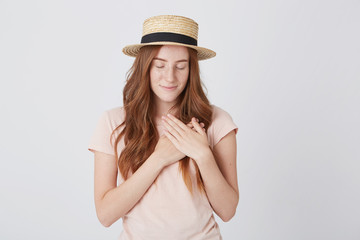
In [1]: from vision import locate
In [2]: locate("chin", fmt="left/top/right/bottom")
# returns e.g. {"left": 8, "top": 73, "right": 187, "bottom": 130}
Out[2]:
{"left": 153, "top": 90, "right": 183, "bottom": 105}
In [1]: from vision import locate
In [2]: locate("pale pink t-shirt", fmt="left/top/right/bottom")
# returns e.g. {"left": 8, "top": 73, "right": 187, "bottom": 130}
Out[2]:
{"left": 88, "top": 105, "right": 237, "bottom": 240}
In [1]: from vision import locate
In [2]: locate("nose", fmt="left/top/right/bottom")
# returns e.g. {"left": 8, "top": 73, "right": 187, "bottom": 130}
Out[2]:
{"left": 164, "top": 67, "right": 176, "bottom": 83}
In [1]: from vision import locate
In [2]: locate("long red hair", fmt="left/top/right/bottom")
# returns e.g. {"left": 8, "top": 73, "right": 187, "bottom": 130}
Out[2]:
{"left": 111, "top": 45, "right": 213, "bottom": 193}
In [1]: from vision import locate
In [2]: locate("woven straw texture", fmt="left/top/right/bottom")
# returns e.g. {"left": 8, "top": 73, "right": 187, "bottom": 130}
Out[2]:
{"left": 122, "top": 15, "right": 215, "bottom": 60}
{"left": 143, "top": 15, "right": 198, "bottom": 40}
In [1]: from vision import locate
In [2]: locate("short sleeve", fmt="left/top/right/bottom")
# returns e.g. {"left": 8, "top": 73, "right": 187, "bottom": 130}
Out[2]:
{"left": 208, "top": 106, "right": 238, "bottom": 148}
{"left": 88, "top": 111, "right": 116, "bottom": 156}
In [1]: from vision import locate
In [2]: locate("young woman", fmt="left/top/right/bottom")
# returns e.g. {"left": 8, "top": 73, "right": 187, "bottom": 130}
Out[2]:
{"left": 88, "top": 15, "right": 238, "bottom": 240}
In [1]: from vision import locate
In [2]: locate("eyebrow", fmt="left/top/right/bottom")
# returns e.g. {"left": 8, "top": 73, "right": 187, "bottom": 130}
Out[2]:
{"left": 153, "top": 57, "right": 189, "bottom": 63}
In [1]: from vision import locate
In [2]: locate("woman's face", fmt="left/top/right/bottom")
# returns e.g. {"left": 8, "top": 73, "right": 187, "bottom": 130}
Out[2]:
{"left": 150, "top": 45, "right": 190, "bottom": 107}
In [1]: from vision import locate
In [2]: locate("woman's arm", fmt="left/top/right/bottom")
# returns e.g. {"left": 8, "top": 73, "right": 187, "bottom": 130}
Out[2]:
{"left": 93, "top": 136, "right": 185, "bottom": 227}
{"left": 195, "top": 130, "right": 238, "bottom": 221}
{"left": 162, "top": 115, "right": 239, "bottom": 221}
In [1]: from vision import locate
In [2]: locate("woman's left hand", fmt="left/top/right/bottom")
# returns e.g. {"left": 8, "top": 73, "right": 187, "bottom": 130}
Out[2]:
{"left": 161, "top": 114, "right": 211, "bottom": 161}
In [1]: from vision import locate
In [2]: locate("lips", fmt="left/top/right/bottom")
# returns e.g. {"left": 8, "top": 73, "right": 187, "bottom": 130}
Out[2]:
{"left": 161, "top": 85, "right": 177, "bottom": 91}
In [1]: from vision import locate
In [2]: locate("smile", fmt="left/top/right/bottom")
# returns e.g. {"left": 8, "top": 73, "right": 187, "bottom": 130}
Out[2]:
{"left": 160, "top": 85, "right": 177, "bottom": 91}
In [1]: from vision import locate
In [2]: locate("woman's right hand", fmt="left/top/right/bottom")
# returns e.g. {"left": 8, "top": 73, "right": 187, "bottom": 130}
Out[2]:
{"left": 152, "top": 119, "right": 206, "bottom": 167}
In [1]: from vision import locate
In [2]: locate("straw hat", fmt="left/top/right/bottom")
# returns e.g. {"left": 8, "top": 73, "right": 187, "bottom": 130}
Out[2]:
{"left": 122, "top": 15, "right": 216, "bottom": 60}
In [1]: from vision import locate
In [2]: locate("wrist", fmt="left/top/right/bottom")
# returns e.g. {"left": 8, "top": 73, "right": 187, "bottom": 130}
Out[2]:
{"left": 193, "top": 147, "right": 213, "bottom": 165}
{"left": 147, "top": 153, "right": 167, "bottom": 172}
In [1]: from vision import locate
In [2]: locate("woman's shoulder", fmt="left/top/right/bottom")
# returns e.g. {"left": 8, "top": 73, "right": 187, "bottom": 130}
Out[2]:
{"left": 210, "top": 104, "right": 233, "bottom": 120}
{"left": 105, "top": 106, "right": 125, "bottom": 117}
{"left": 101, "top": 106, "right": 126, "bottom": 127}
{"left": 208, "top": 105, "right": 237, "bottom": 147}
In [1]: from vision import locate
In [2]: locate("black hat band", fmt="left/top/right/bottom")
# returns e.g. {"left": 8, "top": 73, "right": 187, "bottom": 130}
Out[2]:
{"left": 141, "top": 32, "right": 198, "bottom": 46}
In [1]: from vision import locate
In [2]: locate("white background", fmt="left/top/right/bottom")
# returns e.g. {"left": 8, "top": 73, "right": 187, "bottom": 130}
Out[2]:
{"left": 0, "top": 0, "right": 359, "bottom": 239}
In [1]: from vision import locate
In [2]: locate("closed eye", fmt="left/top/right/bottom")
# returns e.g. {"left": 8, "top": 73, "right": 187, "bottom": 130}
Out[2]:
{"left": 176, "top": 65, "right": 187, "bottom": 70}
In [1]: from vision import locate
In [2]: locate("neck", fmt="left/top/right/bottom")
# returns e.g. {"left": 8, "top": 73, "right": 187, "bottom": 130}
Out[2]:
{"left": 154, "top": 100, "right": 178, "bottom": 120}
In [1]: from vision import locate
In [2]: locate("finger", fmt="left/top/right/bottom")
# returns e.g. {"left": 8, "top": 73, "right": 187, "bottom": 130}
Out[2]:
{"left": 192, "top": 117, "right": 206, "bottom": 135}
{"left": 187, "top": 122, "right": 200, "bottom": 132}
{"left": 166, "top": 114, "right": 188, "bottom": 131}
{"left": 162, "top": 116, "right": 185, "bottom": 136}
{"left": 162, "top": 117, "right": 182, "bottom": 139}
{"left": 199, "top": 122, "right": 205, "bottom": 132}
{"left": 163, "top": 129, "right": 180, "bottom": 148}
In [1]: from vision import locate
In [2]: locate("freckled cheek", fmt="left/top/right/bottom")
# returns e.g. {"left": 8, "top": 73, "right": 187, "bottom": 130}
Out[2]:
{"left": 150, "top": 71, "right": 161, "bottom": 85}
{"left": 179, "top": 72, "right": 189, "bottom": 85}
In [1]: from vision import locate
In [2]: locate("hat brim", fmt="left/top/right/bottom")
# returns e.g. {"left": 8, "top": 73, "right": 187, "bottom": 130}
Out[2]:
{"left": 122, "top": 42, "right": 216, "bottom": 60}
